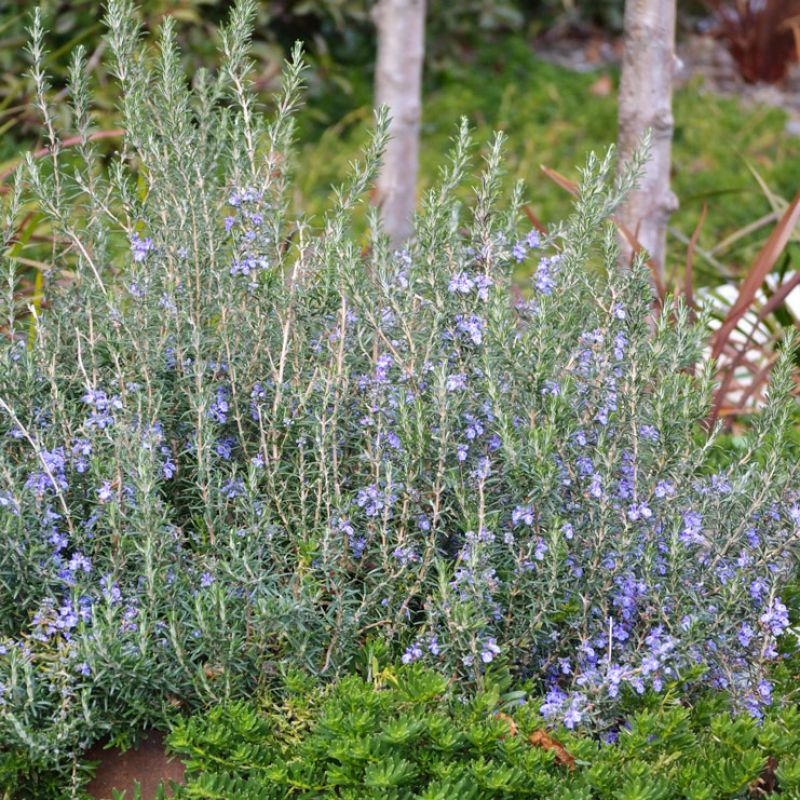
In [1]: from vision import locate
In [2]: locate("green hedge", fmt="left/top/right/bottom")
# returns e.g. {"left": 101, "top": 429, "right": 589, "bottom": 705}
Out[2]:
{"left": 166, "top": 665, "right": 800, "bottom": 799}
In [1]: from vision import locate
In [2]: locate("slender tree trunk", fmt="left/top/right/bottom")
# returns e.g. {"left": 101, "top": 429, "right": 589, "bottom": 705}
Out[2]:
{"left": 373, "top": 0, "right": 426, "bottom": 248}
{"left": 617, "top": 0, "right": 678, "bottom": 283}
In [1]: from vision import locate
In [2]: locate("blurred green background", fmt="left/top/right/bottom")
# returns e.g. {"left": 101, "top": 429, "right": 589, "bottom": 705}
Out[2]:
{"left": 1, "top": 0, "right": 799, "bottom": 286}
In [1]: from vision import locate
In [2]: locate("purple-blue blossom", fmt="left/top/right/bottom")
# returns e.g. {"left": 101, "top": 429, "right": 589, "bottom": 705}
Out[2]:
{"left": 639, "top": 424, "right": 659, "bottom": 443}
{"left": 480, "top": 638, "right": 501, "bottom": 663}
{"left": 512, "top": 505, "right": 534, "bottom": 526}
{"left": 759, "top": 598, "right": 790, "bottom": 637}
{"left": 130, "top": 232, "right": 154, "bottom": 262}
{"left": 446, "top": 373, "right": 467, "bottom": 392}
{"left": 680, "top": 511, "right": 704, "bottom": 546}
{"left": 393, "top": 545, "right": 419, "bottom": 566}
{"left": 222, "top": 476, "right": 244, "bottom": 499}
{"left": 455, "top": 314, "right": 486, "bottom": 346}
{"left": 512, "top": 243, "right": 527, "bottom": 262}
{"left": 448, "top": 272, "right": 474, "bottom": 294}
{"left": 208, "top": 387, "right": 230, "bottom": 424}
{"left": 402, "top": 641, "right": 423, "bottom": 664}
{"left": 525, "top": 229, "right": 541, "bottom": 249}
{"left": 97, "top": 481, "right": 114, "bottom": 503}
{"left": 533, "top": 256, "right": 557, "bottom": 295}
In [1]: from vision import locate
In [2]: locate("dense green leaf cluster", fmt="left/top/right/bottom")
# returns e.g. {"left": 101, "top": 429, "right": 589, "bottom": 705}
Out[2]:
{"left": 167, "top": 665, "right": 800, "bottom": 800}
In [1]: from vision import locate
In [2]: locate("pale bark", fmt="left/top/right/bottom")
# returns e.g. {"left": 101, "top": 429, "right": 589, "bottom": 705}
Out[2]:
{"left": 373, "top": 0, "right": 426, "bottom": 248}
{"left": 617, "top": 0, "right": 679, "bottom": 282}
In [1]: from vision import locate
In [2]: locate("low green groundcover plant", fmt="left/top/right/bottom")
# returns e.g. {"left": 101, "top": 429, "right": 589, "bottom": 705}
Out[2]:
{"left": 1, "top": 0, "right": 799, "bottom": 796}
{"left": 166, "top": 664, "right": 800, "bottom": 799}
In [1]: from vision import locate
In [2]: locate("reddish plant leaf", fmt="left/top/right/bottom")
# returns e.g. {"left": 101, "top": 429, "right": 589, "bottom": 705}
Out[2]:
{"left": 710, "top": 191, "right": 800, "bottom": 362}
{"left": 685, "top": 203, "right": 708, "bottom": 315}
{"left": 703, "top": 0, "right": 800, "bottom": 83}
{"left": 0, "top": 129, "right": 125, "bottom": 185}
{"left": 523, "top": 204, "right": 548, "bottom": 235}
{"left": 708, "top": 270, "right": 800, "bottom": 422}
{"left": 540, "top": 165, "right": 578, "bottom": 197}
{"left": 616, "top": 220, "right": 666, "bottom": 303}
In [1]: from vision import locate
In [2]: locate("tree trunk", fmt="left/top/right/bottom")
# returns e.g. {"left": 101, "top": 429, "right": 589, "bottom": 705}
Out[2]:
{"left": 373, "top": 0, "right": 426, "bottom": 248}
{"left": 617, "top": 0, "right": 678, "bottom": 283}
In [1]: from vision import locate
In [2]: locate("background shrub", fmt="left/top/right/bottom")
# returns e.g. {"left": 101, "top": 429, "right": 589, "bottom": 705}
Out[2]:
{"left": 4, "top": 1, "right": 800, "bottom": 274}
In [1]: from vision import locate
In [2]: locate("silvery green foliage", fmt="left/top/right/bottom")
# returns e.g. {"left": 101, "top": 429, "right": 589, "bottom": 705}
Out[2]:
{"left": 0, "top": 0, "right": 798, "bottom": 776}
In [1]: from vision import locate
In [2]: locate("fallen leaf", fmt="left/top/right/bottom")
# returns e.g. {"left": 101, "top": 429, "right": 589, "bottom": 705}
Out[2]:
{"left": 203, "top": 665, "right": 225, "bottom": 679}
{"left": 590, "top": 74, "right": 613, "bottom": 96}
{"left": 749, "top": 754, "right": 778, "bottom": 796}
{"left": 496, "top": 712, "right": 518, "bottom": 737}
{"left": 529, "top": 729, "right": 576, "bottom": 772}
{"left": 496, "top": 713, "right": 575, "bottom": 772}
{"left": 585, "top": 39, "right": 604, "bottom": 64}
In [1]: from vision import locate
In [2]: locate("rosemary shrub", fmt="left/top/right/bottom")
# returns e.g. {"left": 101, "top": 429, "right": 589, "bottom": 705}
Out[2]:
{"left": 0, "top": 0, "right": 798, "bottom": 783}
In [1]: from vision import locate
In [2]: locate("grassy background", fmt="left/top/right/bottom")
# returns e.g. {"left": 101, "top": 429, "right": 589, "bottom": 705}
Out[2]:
{"left": 2, "top": 7, "right": 799, "bottom": 287}
{"left": 291, "top": 37, "right": 800, "bottom": 285}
